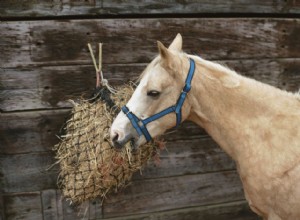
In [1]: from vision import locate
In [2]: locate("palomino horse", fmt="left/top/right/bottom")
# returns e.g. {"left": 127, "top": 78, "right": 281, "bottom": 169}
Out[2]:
{"left": 110, "top": 34, "right": 300, "bottom": 220}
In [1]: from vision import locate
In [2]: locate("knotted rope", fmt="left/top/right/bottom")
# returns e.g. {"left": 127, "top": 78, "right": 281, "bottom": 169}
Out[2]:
{"left": 87, "top": 43, "right": 117, "bottom": 93}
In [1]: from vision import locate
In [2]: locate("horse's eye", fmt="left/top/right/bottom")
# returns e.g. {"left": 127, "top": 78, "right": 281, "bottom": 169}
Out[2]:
{"left": 147, "top": 90, "right": 160, "bottom": 97}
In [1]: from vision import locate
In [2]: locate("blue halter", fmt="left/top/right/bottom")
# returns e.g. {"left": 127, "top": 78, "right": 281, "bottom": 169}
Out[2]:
{"left": 121, "top": 58, "right": 196, "bottom": 142}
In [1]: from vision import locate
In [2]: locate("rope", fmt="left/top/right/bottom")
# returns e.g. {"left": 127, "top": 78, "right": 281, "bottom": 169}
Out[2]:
{"left": 87, "top": 43, "right": 117, "bottom": 94}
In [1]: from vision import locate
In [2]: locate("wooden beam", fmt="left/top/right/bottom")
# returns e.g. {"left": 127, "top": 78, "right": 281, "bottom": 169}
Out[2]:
{"left": 0, "top": 152, "right": 58, "bottom": 193}
{"left": 0, "top": 110, "right": 70, "bottom": 154}
{"left": 134, "top": 138, "right": 235, "bottom": 179}
{"left": 0, "top": 193, "right": 5, "bottom": 220}
{"left": 2, "top": 190, "right": 103, "bottom": 220}
{"left": 88, "top": 198, "right": 103, "bottom": 220}
{"left": 0, "top": 0, "right": 299, "bottom": 18}
{"left": 0, "top": 136, "right": 236, "bottom": 193}
{"left": 0, "top": 19, "right": 299, "bottom": 69}
{"left": 41, "top": 189, "right": 60, "bottom": 220}
{"left": 102, "top": 200, "right": 260, "bottom": 220}
{"left": 1, "top": 170, "right": 247, "bottom": 218}
{"left": 3, "top": 192, "right": 43, "bottom": 220}
{"left": 103, "top": 171, "right": 245, "bottom": 217}
{"left": 1, "top": 58, "right": 300, "bottom": 112}
{"left": 1, "top": 191, "right": 260, "bottom": 220}
{"left": 0, "top": 109, "right": 207, "bottom": 155}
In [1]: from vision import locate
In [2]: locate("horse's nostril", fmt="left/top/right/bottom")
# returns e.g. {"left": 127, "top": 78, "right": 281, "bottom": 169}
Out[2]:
{"left": 112, "top": 133, "right": 119, "bottom": 143}
{"left": 111, "top": 132, "right": 124, "bottom": 149}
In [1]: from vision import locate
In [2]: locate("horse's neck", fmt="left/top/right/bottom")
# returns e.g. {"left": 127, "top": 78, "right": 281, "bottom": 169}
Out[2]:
{"left": 188, "top": 58, "right": 300, "bottom": 165}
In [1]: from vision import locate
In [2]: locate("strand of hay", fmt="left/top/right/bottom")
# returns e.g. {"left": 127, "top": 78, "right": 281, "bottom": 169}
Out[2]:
{"left": 54, "top": 84, "right": 164, "bottom": 204}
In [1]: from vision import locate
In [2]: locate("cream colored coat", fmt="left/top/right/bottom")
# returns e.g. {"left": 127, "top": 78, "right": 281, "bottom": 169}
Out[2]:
{"left": 188, "top": 55, "right": 300, "bottom": 220}
{"left": 111, "top": 34, "right": 300, "bottom": 220}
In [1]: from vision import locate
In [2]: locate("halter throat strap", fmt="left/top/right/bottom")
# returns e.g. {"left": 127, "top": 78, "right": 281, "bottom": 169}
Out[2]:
{"left": 122, "top": 58, "right": 196, "bottom": 142}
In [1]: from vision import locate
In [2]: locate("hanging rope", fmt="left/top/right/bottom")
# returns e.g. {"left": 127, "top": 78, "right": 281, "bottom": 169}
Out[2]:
{"left": 87, "top": 43, "right": 117, "bottom": 94}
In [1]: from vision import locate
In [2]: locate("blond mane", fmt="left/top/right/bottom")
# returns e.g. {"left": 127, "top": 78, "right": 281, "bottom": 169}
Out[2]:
{"left": 188, "top": 54, "right": 300, "bottom": 101}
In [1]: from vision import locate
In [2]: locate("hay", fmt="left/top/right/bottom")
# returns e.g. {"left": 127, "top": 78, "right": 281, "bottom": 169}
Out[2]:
{"left": 54, "top": 84, "right": 163, "bottom": 204}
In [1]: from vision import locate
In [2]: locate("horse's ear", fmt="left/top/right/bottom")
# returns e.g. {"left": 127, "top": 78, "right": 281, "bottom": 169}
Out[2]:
{"left": 168, "top": 33, "right": 182, "bottom": 51}
{"left": 157, "top": 41, "right": 179, "bottom": 72}
{"left": 157, "top": 41, "right": 170, "bottom": 60}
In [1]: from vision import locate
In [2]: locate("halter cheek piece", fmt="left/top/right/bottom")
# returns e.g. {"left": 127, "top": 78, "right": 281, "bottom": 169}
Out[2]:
{"left": 121, "top": 58, "right": 196, "bottom": 142}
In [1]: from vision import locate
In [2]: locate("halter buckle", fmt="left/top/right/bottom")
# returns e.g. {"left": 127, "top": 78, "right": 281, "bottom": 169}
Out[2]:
{"left": 138, "top": 120, "right": 144, "bottom": 127}
{"left": 125, "top": 110, "right": 132, "bottom": 115}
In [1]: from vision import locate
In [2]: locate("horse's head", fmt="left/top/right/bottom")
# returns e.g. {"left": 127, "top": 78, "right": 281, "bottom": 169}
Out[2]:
{"left": 110, "top": 34, "right": 194, "bottom": 149}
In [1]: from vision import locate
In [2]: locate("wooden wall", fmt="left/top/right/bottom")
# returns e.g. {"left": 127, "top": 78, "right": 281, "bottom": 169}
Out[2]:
{"left": 1, "top": 1, "right": 299, "bottom": 219}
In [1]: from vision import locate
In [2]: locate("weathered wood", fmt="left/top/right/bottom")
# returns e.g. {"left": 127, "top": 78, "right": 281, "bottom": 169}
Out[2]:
{"left": 0, "top": 109, "right": 206, "bottom": 154}
{"left": 0, "top": 137, "right": 236, "bottom": 193}
{"left": 103, "top": 171, "right": 245, "bottom": 218}
{"left": 41, "top": 189, "right": 66, "bottom": 220}
{"left": 0, "top": 64, "right": 129, "bottom": 111}
{"left": 0, "top": 110, "right": 70, "bottom": 154}
{"left": 1, "top": 191, "right": 260, "bottom": 220}
{"left": 225, "top": 58, "right": 300, "bottom": 92}
{"left": 43, "top": 190, "right": 103, "bottom": 219}
{"left": 0, "top": 19, "right": 299, "bottom": 69}
{"left": 62, "top": 197, "right": 84, "bottom": 220}
{"left": 0, "top": 0, "right": 299, "bottom": 18}
{"left": 101, "top": 0, "right": 300, "bottom": 15}
{"left": 2, "top": 190, "right": 103, "bottom": 220}
{"left": 0, "top": 194, "right": 4, "bottom": 220}
{"left": 55, "top": 191, "right": 64, "bottom": 220}
{"left": 134, "top": 138, "right": 235, "bottom": 179}
{"left": 103, "top": 200, "right": 260, "bottom": 220}
{"left": 3, "top": 192, "right": 43, "bottom": 220}
{"left": 1, "top": 58, "right": 300, "bottom": 112}
{"left": 88, "top": 199, "right": 103, "bottom": 220}
{"left": 0, "top": 152, "right": 58, "bottom": 193}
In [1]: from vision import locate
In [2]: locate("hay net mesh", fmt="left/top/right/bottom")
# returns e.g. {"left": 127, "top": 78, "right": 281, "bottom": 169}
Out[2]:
{"left": 54, "top": 84, "right": 163, "bottom": 204}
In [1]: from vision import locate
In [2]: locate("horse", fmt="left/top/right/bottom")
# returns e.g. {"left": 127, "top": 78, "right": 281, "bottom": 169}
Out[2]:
{"left": 110, "top": 34, "right": 300, "bottom": 220}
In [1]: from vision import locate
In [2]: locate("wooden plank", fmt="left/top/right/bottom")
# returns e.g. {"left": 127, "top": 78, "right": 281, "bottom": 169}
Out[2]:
{"left": 41, "top": 189, "right": 60, "bottom": 220}
{"left": 0, "top": 110, "right": 70, "bottom": 154}
{"left": 1, "top": 190, "right": 100, "bottom": 220}
{"left": 88, "top": 199, "right": 103, "bottom": 220}
{"left": 166, "top": 121, "right": 208, "bottom": 141}
{"left": 59, "top": 190, "right": 103, "bottom": 220}
{"left": 0, "top": 194, "right": 5, "bottom": 220}
{"left": 103, "top": 170, "right": 245, "bottom": 218}
{"left": 134, "top": 138, "right": 235, "bottom": 179}
{"left": 225, "top": 58, "right": 300, "bottom": 93}
{"left": 101, "top": 0, "right": 300, "bottom": 15}
{"left": 102, "top": 200, "right": 260, "bottom": 220}
{"left": 1, "top": 193, "right": 260, "bottom": 220}
{"left": 0, "top": 64, "right": 142, "bottom": 111}
{"left": 0, "top": 18, "right": 299, "bottom": 69}
{"left": 0, "top": 152, "right": 58, "bottom": 193}
{"left": 0, "top": 0, "right": 299, "bottom": 18}
{"left": 64, "top": 200, "right": 87, "bottom": 219}
{"left": 1, "top": 58, "right": 300, "bottom": 112}
{"left": 0, "top": 109, "right": 205, "bottom": 154}
{"left": 0, "top": 135, "right": 236, "bottom": 193}
{"left": 3, "top": 192, "right": 43, "bottom": 220}
{"left": 55, "top": 191, "right": 64, "bottom": 220}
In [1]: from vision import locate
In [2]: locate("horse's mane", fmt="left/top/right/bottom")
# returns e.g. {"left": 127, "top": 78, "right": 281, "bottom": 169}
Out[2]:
{"left": 188, "top": 54, "right": 238, "bottom": 77}
{"left": 188, "top": 54, "right": 300, "bottom": 101}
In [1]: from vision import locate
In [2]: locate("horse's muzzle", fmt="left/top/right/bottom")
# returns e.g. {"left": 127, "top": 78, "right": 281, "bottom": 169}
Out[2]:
{"left": 111, "top": 132, "right": 135, "bottom": 150}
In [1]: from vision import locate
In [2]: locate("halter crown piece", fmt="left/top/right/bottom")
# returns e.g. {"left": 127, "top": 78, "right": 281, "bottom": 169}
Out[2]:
{"left": 122, "top": 58, "right": 196, "bottom": 142}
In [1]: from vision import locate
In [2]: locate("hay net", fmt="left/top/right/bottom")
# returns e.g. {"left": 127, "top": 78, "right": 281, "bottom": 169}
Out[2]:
{"left": 54, "top": 85, "right": 163, "bottom": 205}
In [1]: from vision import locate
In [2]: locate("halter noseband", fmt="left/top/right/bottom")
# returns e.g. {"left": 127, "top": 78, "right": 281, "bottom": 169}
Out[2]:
{"left": 121, "top": 58, "right": 196, "bottom": 142}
